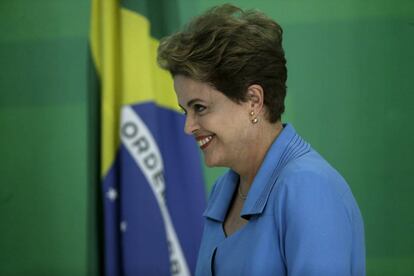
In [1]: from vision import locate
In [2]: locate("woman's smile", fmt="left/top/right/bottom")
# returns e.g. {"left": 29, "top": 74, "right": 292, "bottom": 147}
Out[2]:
{"left": 196, "top": 134, "right": 215, "bottom": 150}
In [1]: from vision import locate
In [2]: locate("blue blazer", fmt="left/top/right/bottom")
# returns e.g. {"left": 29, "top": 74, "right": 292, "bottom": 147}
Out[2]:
{"left": 196, "top": 124, "right": 365, "bottom": 276}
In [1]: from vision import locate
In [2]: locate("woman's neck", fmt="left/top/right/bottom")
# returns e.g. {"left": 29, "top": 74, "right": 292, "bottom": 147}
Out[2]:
{"left": 236, "top": 121, "right": 283, "bottom": 195}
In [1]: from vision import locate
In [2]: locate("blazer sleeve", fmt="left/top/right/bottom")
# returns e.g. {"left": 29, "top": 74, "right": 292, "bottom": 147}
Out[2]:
{"left": 276, "top": 170, "right": 354, "bottom": 276}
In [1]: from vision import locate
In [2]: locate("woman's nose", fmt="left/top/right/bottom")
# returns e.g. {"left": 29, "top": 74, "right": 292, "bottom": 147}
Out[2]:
{"left": 184, "top": 113, "right": 199, "bottom": 135}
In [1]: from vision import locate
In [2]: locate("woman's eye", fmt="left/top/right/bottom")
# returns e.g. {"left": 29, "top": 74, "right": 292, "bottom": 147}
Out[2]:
{"left": 194, "top": 104, "right": 206, "bottom": 113}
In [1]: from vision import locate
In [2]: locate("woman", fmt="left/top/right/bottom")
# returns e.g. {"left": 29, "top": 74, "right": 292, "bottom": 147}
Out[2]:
{"left": 158, "top": 4, "right": 365, "bottom": 276}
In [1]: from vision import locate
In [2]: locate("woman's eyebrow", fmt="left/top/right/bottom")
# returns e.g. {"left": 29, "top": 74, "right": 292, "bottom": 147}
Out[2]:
{"left": 179, "top": 98, "right": 204, "bottom": 112}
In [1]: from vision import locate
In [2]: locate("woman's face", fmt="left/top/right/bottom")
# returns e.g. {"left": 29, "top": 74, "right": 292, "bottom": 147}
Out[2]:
{"left": 174, "top": 75, "right": 254, "bottom": 168}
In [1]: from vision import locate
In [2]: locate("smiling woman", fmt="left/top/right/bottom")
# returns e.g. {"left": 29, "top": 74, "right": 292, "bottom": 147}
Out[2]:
{"left": 157, "top": 4, "right": 365, "bottom": 276}
{"left": 174, "top": 75, "right": 275, "bottom": 171}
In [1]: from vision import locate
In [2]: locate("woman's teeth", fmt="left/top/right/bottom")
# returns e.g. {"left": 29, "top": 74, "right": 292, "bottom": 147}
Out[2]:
{"left": 198, "top": 135, "right": 214, "bottom": 147}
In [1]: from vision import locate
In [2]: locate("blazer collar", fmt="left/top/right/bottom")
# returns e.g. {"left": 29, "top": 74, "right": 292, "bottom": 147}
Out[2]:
{"left": 203, "top": 124, "right": 311, "bottom": 221}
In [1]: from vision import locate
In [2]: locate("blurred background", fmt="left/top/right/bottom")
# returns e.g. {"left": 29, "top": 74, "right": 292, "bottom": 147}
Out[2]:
{"left": 1, "top": 0, "right": 413, "bottom": 275}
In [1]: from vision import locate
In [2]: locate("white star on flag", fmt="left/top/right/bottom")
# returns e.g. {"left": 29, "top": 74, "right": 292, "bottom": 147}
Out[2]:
{"left": 120, "top": 221, "right": 127, "bottom": 232}
{"left": 106, "top": 187, "right": 118, "bottom": 201}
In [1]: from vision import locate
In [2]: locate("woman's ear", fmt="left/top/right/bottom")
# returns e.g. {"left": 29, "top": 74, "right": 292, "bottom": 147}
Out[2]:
{"left": 246, "top": 84, "right": 265, "bottom": 114}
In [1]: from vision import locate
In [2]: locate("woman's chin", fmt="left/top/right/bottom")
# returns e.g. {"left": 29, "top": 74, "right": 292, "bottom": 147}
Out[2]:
{"left": 203, "top": 158, "right": 216, "bottom": 167}
{"left": 203, "top": 154, "right": 222, "bottom": 168}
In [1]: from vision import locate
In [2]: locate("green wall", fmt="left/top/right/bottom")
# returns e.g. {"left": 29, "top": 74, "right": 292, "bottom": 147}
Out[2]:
{"left": 0, "top": 0, "right": 413, "bottom": 275}
{"left": 0, "top": 1, "right": 97, "bottom": 275}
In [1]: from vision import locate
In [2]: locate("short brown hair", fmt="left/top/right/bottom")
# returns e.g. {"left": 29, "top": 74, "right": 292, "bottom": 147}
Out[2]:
{"left": 157, "top": 4, "right": 287, "bottom": 122}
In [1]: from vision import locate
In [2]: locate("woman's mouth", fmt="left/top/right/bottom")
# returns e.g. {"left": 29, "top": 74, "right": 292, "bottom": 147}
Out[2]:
{"left": 197, "top": 135, "right": 215, "bottom": 150}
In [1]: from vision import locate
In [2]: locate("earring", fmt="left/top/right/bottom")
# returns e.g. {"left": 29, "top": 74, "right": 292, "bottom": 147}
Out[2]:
{"left": 249, "top": 110, "right": 258, "bottom": 124}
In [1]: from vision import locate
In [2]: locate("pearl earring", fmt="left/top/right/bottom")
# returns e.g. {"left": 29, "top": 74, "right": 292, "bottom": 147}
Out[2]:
{"left": 249, "top": 110, "right": 258, "bottom": 124}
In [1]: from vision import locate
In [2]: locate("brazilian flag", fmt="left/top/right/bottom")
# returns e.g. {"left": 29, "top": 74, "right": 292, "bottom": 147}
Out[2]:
{"left": 89, "top": 1, "right": 206, "bottom": 275}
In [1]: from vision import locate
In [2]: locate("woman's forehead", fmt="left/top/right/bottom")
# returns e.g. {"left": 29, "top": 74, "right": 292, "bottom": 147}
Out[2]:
{"left": 174, "top": 76, "right": 216, "bottom": 101}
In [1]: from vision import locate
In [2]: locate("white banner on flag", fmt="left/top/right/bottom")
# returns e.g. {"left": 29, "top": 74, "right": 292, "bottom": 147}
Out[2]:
{"left": 121, "top": 105, "right": 190, "bottom": 276}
